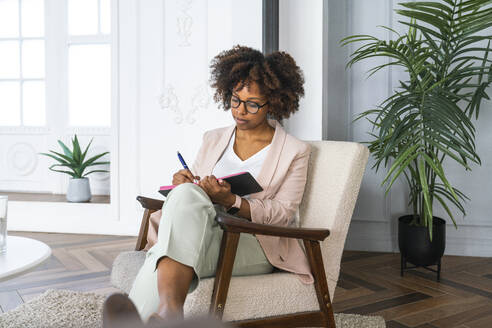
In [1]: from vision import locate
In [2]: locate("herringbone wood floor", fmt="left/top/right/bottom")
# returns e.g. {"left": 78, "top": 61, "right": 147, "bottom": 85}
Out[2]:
{"left": 1, "top": 231, "right": 492, "bottom": 327}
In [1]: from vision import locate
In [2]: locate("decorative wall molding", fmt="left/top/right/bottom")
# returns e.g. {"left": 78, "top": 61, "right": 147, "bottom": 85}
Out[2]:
{"left": 176, "top": 0, "right": 193, "bottom": 47}
{"left": 64, "top": 126, "right": 111, "bottom": 136}
{"left": 0, "top": 126, "right": 51, "bottom": 135}
{"left": 346, "top": 219, "right": 492, "bottom": 257}
{"left": 159, "top": 82, "right": 210, "bottom": 125}
{"left": 186, "top": 82, "right": 210, "bottom": 124}
{"left": 6, "top": 143, "right": 38, "bottom": 177}
{"left": 159, "top": 84, "right": 182, "bottom": 124}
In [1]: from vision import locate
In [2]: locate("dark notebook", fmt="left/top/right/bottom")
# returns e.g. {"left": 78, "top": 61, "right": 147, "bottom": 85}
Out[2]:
{"left": 158, "top": 171, "right": 263, "bottom": 197}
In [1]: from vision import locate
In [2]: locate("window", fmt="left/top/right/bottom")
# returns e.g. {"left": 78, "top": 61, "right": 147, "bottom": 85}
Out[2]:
{"left": 0, "top": 0, "right": 114, "bottom": 195}
{"left": 68, "top": 0, "right": 111, "bottom": 127}
{"left": 0, "top": 0, "right": 46, "bottom": 126}
{"left": 0, "top": 0, "right": 112, "bottom": 128}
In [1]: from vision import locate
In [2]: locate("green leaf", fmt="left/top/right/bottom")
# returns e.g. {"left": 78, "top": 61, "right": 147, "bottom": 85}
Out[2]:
{"left": 420, "top": 152, "right": 458, "bottom": 201}
{"left": 423, "top": 132, "right": 475, "bottom": 168}
{"left": 81, "top": 138, "right": 94, "bottom": 163}
{"left": 48, "top": 167, "right": 76, "bottom": 178}
{"left": 433, "top": 185, "right": 467, "bottom": 214}
{"left": 85, "top": 161, "right": 110, "bottom": 167}
{"left": 382, "top": 143, "right": 420, "bottom": 185}
{"left": 424, "top": 109, "right": 474, "bottom": 148}
{"left": 72, "top": 167, "right": 82, "bottom": 178}
{"left": 57, "top": 140, "right": 73, "bottom": 158}
{"left": 72, "top": 135, "right": 81, "bottom": 164}
{"left": 402, "top": 2, "right": 454, "bottom": 15}
{"left": 399, "top": 20, "right": 444, "bottom": 40}
{"left": 377, "top": 25, "right": 403, "bottom": 37}
{"left": 39, "top": 152, "right": 70, "bottom": 165}
{"left": 48, "top": 150, "right": 75, "bottom": 164}
{"left": 434, "top": 193, "right": 458, "bottom": 229}
{"left": 49, "top": 163, "right": 71, "bottom": 168}
{"left": 395, "top": 10, "right": 450, "bottom": 34}
{"left": 439, "top": 0, "right": 455, "bottom": 6}
{"left": 49, "top": 162, "right": 74, "bottom": 168}
{"left": 399, "top": 3, "right": 452, "bottom": 21}
{"left": 82, "top": 170, "right": 109, "bottom": 177}
{"left": 80, "top": 152, "right": 110, "bottom": 175}
{"left": 339, "top": 34, "right": 378, "bottom": 44}
{"left": 384, "top": 151, "right": 420, "bottom": 194}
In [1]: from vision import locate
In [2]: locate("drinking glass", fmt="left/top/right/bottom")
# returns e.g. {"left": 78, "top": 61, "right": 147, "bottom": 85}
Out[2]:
{"left": 0, "top": 195, "right": 8, "bottom": 254}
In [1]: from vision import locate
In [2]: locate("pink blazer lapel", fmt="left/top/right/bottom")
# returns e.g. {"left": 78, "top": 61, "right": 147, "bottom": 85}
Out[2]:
{"left": 253, "top": 119, "right": 286, "bottom": 198}
{"left": 202, "top": 124, "right": 235, "bottom": 176}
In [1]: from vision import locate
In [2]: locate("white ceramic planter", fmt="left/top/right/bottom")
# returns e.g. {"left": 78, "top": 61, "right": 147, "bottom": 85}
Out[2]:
{"left": 66, "top": 178, "right": 92, "bottom": 202}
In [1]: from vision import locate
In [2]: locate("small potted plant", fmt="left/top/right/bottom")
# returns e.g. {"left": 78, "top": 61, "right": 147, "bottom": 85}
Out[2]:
{"left": 40, "top": 135, "right": 110, "bottom": 202}
{"left": 341, "top": 0, "right": 492, "bottom": 280}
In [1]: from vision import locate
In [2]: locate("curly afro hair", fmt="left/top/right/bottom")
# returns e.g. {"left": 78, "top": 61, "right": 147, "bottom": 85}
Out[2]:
{"left": 209, "top": 45, "right": 305, "bottom": 121}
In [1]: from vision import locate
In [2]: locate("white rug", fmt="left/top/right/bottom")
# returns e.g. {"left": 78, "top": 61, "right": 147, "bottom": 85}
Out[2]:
{"left": 0, "top": 289, "right": 386, "bottom": 328}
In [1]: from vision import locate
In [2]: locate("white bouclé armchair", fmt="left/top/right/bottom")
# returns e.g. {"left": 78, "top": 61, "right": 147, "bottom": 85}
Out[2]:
{"left": 111, "top": 141, "right": 369, "bottom": 327}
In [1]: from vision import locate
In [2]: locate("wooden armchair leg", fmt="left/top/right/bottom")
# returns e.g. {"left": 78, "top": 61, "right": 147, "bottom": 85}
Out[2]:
{"left": 135, "top": 209, "right": 155, "bottom": 251}
{"left": 209, "top": 231, "right": 240, "bottom": 319}
{"left": 303, "top": 240, "right": 336, "bottom": 328}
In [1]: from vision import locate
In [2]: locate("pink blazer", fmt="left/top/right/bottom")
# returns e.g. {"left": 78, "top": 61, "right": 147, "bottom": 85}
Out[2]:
{"left": 146, "top": 119, "right": 314, "bottom": 284}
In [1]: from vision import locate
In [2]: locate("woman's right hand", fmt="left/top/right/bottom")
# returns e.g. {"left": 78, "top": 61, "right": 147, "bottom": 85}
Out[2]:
{"left": 172, "top": 169, "right": 200, "bottom": 185}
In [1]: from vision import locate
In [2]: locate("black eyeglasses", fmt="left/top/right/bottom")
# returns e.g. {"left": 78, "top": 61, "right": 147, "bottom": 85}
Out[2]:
{"left": 230, "top": 95, "right": 268, "bottom": 114}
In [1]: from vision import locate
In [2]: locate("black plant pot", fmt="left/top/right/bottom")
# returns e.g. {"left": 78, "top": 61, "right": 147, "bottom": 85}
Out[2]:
{"left": 398, "top": 215, "right": 446, "bottom": 281}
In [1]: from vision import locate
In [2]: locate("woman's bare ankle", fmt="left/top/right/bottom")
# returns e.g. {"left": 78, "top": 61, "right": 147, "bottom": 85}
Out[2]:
{"left": 157, "top": 303, "right": 183, "bottom": 321}
{"left": 146, "top": 312, "right": 166, "bottom": 327}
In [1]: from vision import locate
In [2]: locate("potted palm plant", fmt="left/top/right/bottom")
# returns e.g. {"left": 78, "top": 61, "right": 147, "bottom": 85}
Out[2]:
{"left": 40, "top": 135, "right": 110, "bottom": 202}
{"left": 341, "top": 0, "right": 492, "bottom": 280}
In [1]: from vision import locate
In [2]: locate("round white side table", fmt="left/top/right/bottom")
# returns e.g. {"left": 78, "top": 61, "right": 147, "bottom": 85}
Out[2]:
{"left": 0, "top": 236, "right": 52, "bottom": 282}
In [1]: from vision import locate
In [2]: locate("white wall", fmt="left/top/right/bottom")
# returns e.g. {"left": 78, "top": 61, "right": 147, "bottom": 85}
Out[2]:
{"left": 280, "top": 0, "right": 324, "bottom": 141}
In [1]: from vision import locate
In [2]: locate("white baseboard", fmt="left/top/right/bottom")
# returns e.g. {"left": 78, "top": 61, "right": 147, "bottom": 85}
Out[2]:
{"left": 345, "top": 218, "right": 492, "bottom": 257}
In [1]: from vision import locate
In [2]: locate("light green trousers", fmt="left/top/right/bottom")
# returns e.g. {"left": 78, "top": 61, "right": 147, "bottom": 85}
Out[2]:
{"left": 128, "top": 183, "right": 274, "bottom": 322}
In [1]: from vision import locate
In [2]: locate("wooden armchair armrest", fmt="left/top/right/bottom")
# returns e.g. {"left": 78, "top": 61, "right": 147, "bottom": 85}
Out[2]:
{"left": 215, "top": 212, "right": 330, "bottom": 241}
{"left": 136, "top": 195, "right": 164, "bottom": 210}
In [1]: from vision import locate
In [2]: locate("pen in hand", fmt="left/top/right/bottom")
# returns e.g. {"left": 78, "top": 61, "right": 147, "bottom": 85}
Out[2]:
{"left": 177, "top": 151, "right": 198, "bottom": 184}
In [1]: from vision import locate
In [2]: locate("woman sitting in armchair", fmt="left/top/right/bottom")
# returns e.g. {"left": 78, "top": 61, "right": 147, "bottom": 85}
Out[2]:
{"left": 106, "top": 45, "right": 314, "bottom": 326}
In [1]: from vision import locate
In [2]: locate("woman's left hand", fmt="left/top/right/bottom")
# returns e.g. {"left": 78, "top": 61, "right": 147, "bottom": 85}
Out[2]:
{"left": 199, "top": 175, "right": 235, "bottom": 207}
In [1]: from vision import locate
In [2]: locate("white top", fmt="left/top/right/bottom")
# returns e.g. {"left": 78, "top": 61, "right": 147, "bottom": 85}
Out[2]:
{"left": 0, "top": 236, "right": 52, "bottom": 282}
{"left": 211, "top": 128, "right": 300, "bottom": 226}
{"left": 212, "top": 129, "right": 270, "bottom": 199}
